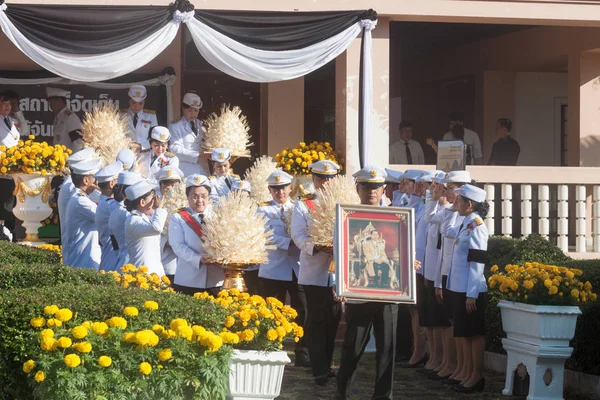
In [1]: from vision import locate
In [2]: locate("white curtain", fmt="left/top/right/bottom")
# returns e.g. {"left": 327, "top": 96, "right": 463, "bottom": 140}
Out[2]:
{"left": 0, "top": 4, "right": 181, "bottom": 82}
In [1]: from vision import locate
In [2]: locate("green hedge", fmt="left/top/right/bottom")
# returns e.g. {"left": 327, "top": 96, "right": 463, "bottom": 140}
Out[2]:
{"left": 485, "top": 235, "right": 600, "bottom": 375}
{"left": 0, "top": 262, "right": 116, "bottom": 290}
{"left": 0, "top": 241, "right": 61, "bottom": 266}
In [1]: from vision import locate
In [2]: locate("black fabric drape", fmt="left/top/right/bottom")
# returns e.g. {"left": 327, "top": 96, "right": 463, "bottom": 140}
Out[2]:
{"left": 4, "top": 5, "right": 171, "bottom": 54}
{"left": 194, "top": 10, "right": 374, "bottom": 51}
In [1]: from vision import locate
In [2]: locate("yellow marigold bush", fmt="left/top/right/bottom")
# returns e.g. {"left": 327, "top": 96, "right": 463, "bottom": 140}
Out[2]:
{"left": 0, "top": 136, "right": 71, "bottom": 175}
{"left": 101, "top": 264, "right": 174, "bottom": 292}
{"left": 36, "top": 244, "right": 62, "bottom": 262}
{"left": 275, "top": 141, "right": 343, "bottom": 175}
{"left": 488, "top": 262, "right": 598, "bottom": 305}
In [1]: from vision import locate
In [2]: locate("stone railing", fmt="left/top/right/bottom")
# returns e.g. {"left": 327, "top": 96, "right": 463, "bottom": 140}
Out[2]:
{"left": 389, "top": 165, "right": 600, "bottom": 257}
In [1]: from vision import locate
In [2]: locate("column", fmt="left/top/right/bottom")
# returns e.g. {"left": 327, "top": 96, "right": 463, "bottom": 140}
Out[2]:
{"left": 578, "top": 50, "right": 600, "bottom": 167}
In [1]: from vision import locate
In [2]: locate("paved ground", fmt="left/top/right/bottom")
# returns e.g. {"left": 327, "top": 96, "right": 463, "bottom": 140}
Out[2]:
{"left": 278, "top": 346, "right": 593, "bottom": 400}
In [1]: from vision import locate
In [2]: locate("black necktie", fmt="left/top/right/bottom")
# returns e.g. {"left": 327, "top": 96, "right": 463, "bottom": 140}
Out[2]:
{"left": 133, "top": 113, "right": 138, "bottom": 128}
{"left": 225, "top": 177, "right": 232, "bottom": 190}
{"left": 405, "top": 142, "right": 413, "bottom": 164}
{"left": 4, "top": 117, "right": 11, "bottom": 130}
{"left": 151, "top": 155, "right": 157, "bottom": 165}
{"left": 190, "top": 120, "right": 197, "bottom": 135}
{"left": 197, "top": 214, "right": 204, "bottom": 224}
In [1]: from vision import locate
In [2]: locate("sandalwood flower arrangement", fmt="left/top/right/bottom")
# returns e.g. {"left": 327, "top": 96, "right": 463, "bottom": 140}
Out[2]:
{"left": 202, "top": 191, "right": 275, "bottom": 265}
{"left": 275, "top": 141, "right": 343, "bottom": 176}
{"left": 243, "top": 155, "right": 280, "bottom": 203}
{"left": 488, "top": 262, "right": 598, "bottom": 306}
{"left": 81, "top": 102, "right": 132, "bottom": 166}
{"left": 308, "top": 174, "right": 360, "bottom": 247}
{"left": 161, "top": 182, "right": 188, "bottom": 233}
{"left": 203, "top": 105, "right": 252, "bottom": 157}
{"left": 0, "top": 136, "right": 71, "bottom": 175}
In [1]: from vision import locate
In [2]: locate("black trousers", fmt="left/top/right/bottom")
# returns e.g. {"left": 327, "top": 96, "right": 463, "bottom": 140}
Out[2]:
{"left": 261, "top": 272, "right": 308, "bottom": 354}
{"left": 244, "top": 269, "right": 262, "bottom": 295}
{"left": 395, "top": 305, "right": 412, "bottom": 359}
{"left": 303, "top": 284, "right": 341, "bottom": 377}
{"left": 172, "top": 283, "right": 220, "bottom": 297}
{"left": 336, "top": 302, "right": 398, "bottom": 400}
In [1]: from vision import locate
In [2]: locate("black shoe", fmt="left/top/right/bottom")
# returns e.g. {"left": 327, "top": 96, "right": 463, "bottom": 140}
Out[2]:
{"left": 416, "top": 368, "right": 437, "bottom": 375}
{"left": 453, "top": 378, "right": 485, "bottom": 393}
{"left": 401, "top": 354, "right": 428, "bottom": 368}
{"left": 444, "top": 378, "right": 461, "bottom": 385}
{"left": 314, "top": 374, "right": 329, "bottom": 386}
{"left": 428, "top": 373, "right": 452, "bottom": 381}
{"left": 295, "top": 352, "right": 311, "bottom": 368}
{"left": 327, "top": 368, "right": 336, "bottom": 378}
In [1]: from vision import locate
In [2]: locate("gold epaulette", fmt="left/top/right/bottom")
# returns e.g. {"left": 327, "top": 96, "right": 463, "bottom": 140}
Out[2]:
{"left": 144, "top": 109, "right": 156, "bottom": 115}
{"left": 474, "top": 217, "right": 483, "bottom": 226}
{"left": 65, "top": 110, "right": 72, "bottom": 116}
{"left": 258, "top": 201, "right": 271, "bottom": 207}
{"left": 230, "top": 173, "right": 240, "bottom": 179}
{"left": 290, "top": 199, "right": 296, "bottom": 204}
{"left": 140, "top": 148, "right": 151, "bottom": 153}
{"left": 165, "top": 152, "right": 175, "bottom": 157}
{"left": 77, "top": 192, "right": 85, "bottom": 197}
{"left": 299, "top": 193, "right": 315, "bottom": 201}
{"left": 208, "top": 175, "right": 216, "bottom": 180}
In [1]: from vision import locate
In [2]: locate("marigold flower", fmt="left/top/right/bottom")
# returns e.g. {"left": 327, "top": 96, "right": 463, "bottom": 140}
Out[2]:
{"left": 57, "top": 336, "right": 72, "bottom": 348}
{"left": 549, "top": 286, "right": 559, "bottom": 295}
{"left": 139, "top": 362, "right": 152, "bottom": 375}
{"left": 144, "top": 301, "right": 159, "bottom": 310}
{"left": 92, "top": 322, "right": 109, "bottom": 336}
{"left": 158, "top": 348, "right": 172, "bottom": 362}
{"left": 71, "top": 326, "right": 88, "bottom": 339}
{"left": 34, "top": 371, "right": 45, "bottom": 383}
{"left": 107, "top": 317, "right": 127, "bottom": 329}
{"left": 98, "top": 356, "right": 112, "bottom": 368}
{"left": 22, "top": 360, "right": 35, "bottom": 374}
{"left": 40, "top": 337, "right": 58, "bottom": 351}
{"left": 64, "top": 354, "right": 81, "bottom": 368}
{"left": 169, "top": 318, "right": 188, "bottom": 331}
{"left": 571, "top": 289, "right": 580, "bottom": 298}
{"left": 46, "top": 318, "right": 62, "bottom": 328}
{"left": 266, "top": 329, "right": 278, "bottom": 341}
{"left": 74, "top": 341, "right": 92, "bottom": 353}
{"left": 123, "top": 307, "right": 139, "bottom": 317}
{"left": 39, "top": 329, "right": 54, "bottom": 340}
{"left": 543, "top": 279, "right": 553, "bottom": 288}
{"left": 490, "top": 265, "right": 498, "bottom": 272}
{"left": 54, "top": 308, "right": 73, "bottom": 322}
{"left": 30, "top": 317, "right": 46, "bottom": 328}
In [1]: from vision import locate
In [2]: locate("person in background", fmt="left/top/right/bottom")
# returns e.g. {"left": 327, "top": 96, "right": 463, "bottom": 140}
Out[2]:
{"left": 46, "top": 87, "right": 83, "bottom": 152}
{"left": 124, "top": 180, "right": 167, "bottom": 276}
{"left": 124, "top": 85, "right": 157, "bottom": 150}
{"left": 137, "top": 126, "right": 179, "bottom": 180}
{"left": 426, "top": 112, "right": 483, "bottom": 165}
{"left": 258, "top": 170, "right": 310, "bottom": 367}
{"left": 108, "top": 171, "right": 143, "bottom": 271}
{"left": 383, "top": 168, "right": 401, "bottom": 206}
{"left": 445, "top": 184, "right": 489, "bottom": 394}
{"left": 230, "top": 180, "right": 251, "bottom": 199}
{"left": 3, "top": 90, "right": 29, "bottom": 136}
{"left": 116, "top": 149, "right": 136, "bottom": 171}
{"left": 208, "top": 148, "right": 240, "bottom": 203}
{"left": 0, "top": 92, "right": 20, "bottom": 148}
{"left": 488, "top": 118, "right": 520, "bottom": 166}
{"left": 170, "top": 93, "right": 209, "bottom": 176}
{"left": 63, "top": 159, "right": 103, "bottom": 269}
{"left": 94, "top": 162, "right": 123, "bottom": 271}
{"left": 170, "top": 174, "right": 224, "bottom": 296}
{"left": 389, "top": 121, "right": 425, "bottom": 165}
{"left": 156, "top": 165, "right": 185, "bottom": 283}
{"left": 291, "top": 160, "right": 341, "bottom": 386}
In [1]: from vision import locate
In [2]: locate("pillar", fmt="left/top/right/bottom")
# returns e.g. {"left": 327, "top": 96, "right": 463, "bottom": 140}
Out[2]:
{"left": 579, "top": 50, "right": 600, "bottom": 167}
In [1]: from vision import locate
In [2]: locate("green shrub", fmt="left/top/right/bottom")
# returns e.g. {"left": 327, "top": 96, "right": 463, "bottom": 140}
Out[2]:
{"left": 0, "top": 283, "right": 229, "bottom": 400}
{"left": 0, "top": 262, "right": 115, "bottom": 290}
{"left": 0, "top": 241, "right": 61, "bottom": 266}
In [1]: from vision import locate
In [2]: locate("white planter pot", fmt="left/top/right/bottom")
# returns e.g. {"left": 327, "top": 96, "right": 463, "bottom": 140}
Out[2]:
{"left": 11, "top": 173, "right": 53, "bottom": 243}
{"left": 498, "top": 300, "right": 581, "bottom": 347}
{"left": 227, "top": 349, "right": 291, "bottom": 400}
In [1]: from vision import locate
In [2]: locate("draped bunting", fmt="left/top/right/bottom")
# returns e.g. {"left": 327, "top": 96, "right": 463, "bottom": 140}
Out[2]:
{"left": 0, "top": 0, "right": 377, "bottom": 167}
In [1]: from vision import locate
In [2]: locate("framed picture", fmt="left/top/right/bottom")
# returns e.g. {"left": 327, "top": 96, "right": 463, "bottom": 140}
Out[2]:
{"left": 436, "top": 140, "right": 466, "bottom": 172}
{"left": 334, "top": 204, "right": 416, "bottom": 304}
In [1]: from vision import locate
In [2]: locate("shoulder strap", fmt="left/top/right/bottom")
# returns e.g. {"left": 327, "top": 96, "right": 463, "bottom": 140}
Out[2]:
{"left": 177, "top": 209, "right": 204, "bottom": 239}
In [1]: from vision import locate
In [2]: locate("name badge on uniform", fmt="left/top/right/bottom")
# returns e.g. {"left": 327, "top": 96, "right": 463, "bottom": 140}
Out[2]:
{"left": 466, "top": 231, "right": 470, "bottom": 236}
{"left": 455, "top": 238, "right": 459, "bottom": 245}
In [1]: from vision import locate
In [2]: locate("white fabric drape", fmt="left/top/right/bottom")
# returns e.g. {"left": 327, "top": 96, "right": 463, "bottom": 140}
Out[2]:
{"left": 360, "top": 19, "right": 377, "bottom": 167}
{"left": 0, "top": 4, "right": 181, "bottom": 82}
{"left": 186, "top": 17, "right": 366, "bottom": 83}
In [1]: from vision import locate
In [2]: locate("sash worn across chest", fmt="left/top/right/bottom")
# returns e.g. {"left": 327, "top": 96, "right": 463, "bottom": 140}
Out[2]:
{"left": 304, "top": 199, "right": 316, "bottom": 211}
{"left": 178, "top": 209, "right": 204, "bottom": 239}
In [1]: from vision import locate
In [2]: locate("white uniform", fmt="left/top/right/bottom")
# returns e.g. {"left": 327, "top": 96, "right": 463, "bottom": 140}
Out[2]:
{"left": 52, "top": 106, "right": 82, "bottom": 152}
{"left": 290, "top": 194, "right": 334, "bottom": 287}
{"left": 124, "top": 208, "right": 167, "bottom": 276}
{"left": 169, "top": 118, "right": 209, "bottom": 176}
{"left": 96, "top": 195, "right": 120, "bottom": 271}
{"left": 137, "top": 150, "right": 179, "bottom": 180}
{"left": 58, "top": 176, "right": 76, "bottom": 251}
{"left": 0, "top": 115, "right": 20, "bottom": 148}
{"left": 124, "top": 109, "right": 157, "bottom": 150}
{"left": 423, "top": 197, "right": 441, "bottom": 282}
{"left": 408, "top": 194, "right": 427, "bottom": 268}
{"left": 169, "top": 207, "right": 224, "bottom": 289}
{"left": 258, "top": 199, "right": 300, "bottom": 281}
{"left": 443, "top": 128, "right": 483, "bottom": 164}
{"left": 209, "top": 174, "right": 239, "bottom": 203}
{"left": 161, "top": 231, "right": 177, "bottom": 276}
{"left": 63, "top": 189, "right": 101, "bottom": 269}
{"left": 391, "top": 190, "right": 409, "bottom": 207}
{"left": 446, "top": 212, "right": 488, "bottom": 297}
{"left": 434, "top": 207, "right": 464, "bottom": 288}
{"left": 11, "top": 111, "right": 29, "bottom": 136}
{"left": 108, "top": 202, "right": 129, "bottom": 271}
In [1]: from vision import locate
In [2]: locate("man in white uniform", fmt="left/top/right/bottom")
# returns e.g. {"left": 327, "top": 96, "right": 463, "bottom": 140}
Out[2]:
{"left": 137, "top": 126, "right": 179, "bottom": 180}
{"left": 3, "top": 90, "right": 29, "bottom": 136}
{"left": 291, "top": 159, "right": 341, "bottom": 385}
{"left": 0, "top": 92, "right": 20, "bottom": 149}
{"left": 208, "top": 148, "right": 240, "bottom": 203}
{"left": 170, "top": 93, "right": 209, "bottom": 176}
{"left": 94, "top": 162, "right": 123, "bottom": 271}
{"left": 389, "top": 121, "right": 425, "bottom": 165}
{"left": 46, "top": 87, "right": 82, "bottom": 152}
{"left": 63, "top": 159, "right": 103, "bottom": 269}
{"left": 124, "top": 85, "right": 157, "bottom": 150}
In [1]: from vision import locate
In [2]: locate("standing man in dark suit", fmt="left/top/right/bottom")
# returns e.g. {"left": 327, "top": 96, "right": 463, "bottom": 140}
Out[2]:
{"left": 488, "top": 118, "right": 520, "bottom": 166}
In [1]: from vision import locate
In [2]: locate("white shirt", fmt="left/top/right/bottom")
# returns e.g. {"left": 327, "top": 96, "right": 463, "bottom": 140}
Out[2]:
{"left": 0, "top": 115, "right": 20, "bottom": 149}
{"left": 209, "top": 174, "right": 240, "bottom": 203}
{"left": 443, "top": 127, "right": 483, "bottom": 163}
{"left": 58, "top": 175, "right": 76, "bottom": 253}
{"left": 161, "top": 230, "right": 178, "bottom": 276}
{"left": 423, "top": 198, "right": 441, "bottom": 282}
{"left": 137, "top": 150, "right": 179, "bottom": 180}
{"left": 108, "top": 202, "right": 129, "bottom": 271}
{"left": 125, "top": 208, "right": 167, "bottom": 277}
{"left": 389, "top": 139, "right": 425, "bottom": 164}
{"left": 96, "top": 195, "right": 120, "bottom": 271}
{"left": 52, "top": 106, "right": 82, "bottom": 152}
{"left": 407, "top": 194, "right": 427, "bottom": 272}
{"left": 124, "top": 109, "right": 157, "bottom": 150}
{"left": 63, "top": 189, "right": 101, "bottom": 270}
{"left": 258, "top": 199, "right": 300, "bottom": 281}
{"left": 434, "top": 207, "right": 464, "bottom": 288}
{"left": 11, "top": 111, "right": 29, "bottom": 136}
{"left": 170, "top": 207, "right": 224, "bottom": 289}
{"left": 290, "top": 195, "right": 334, "bottom": 287}
{"left": 169, "top": 117, "right": 209, "bottom": 177}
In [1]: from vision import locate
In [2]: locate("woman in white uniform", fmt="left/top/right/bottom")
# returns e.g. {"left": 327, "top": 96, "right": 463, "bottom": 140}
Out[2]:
{"left": 137, "top": 126, "right": 179, "bottom": 180}
{"left": 445, "top": 184, "right": 489, "bottom": 394}
{"left": 124, "top": 179, "right": 167, "bottom": 276}
{"left": 169, "top": 174, "right": 224, "bottom": 296}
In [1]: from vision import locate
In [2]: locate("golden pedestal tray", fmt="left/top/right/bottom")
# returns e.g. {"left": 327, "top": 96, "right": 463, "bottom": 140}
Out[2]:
{"left": 219, "top": 263, "right": 258, "bottom": 292}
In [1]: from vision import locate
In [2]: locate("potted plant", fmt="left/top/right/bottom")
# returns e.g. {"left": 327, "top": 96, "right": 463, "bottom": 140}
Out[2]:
{"left": 275, "top": 141, "right": 343, "bottom": 198}
{"left": 195, "top": 289, "right": 304, "bottom": 400}
{"left": 488, "top": 262, "right": 597, "bottom": 399}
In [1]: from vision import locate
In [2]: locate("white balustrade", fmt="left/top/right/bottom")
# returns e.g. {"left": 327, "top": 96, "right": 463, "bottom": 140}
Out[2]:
{"left": 594, "top": 186, "right": 600, "bottom": 252}
{"left": 538, "top": 185, "right": 550, "bottom": 240}
{"left": 502, "top": 184, "right": 512, "bottom": 237}
{"left": 575, "top": 185, "right": 587, "bottom": 252}
{"left": 484, "top": 184, "right": 495, "bottom": 235}
{"left": 557, "top": 185, "right": 569, "bottom": 252}
{"left": 521, "top": 184, "right": 532, "bottom": 238}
